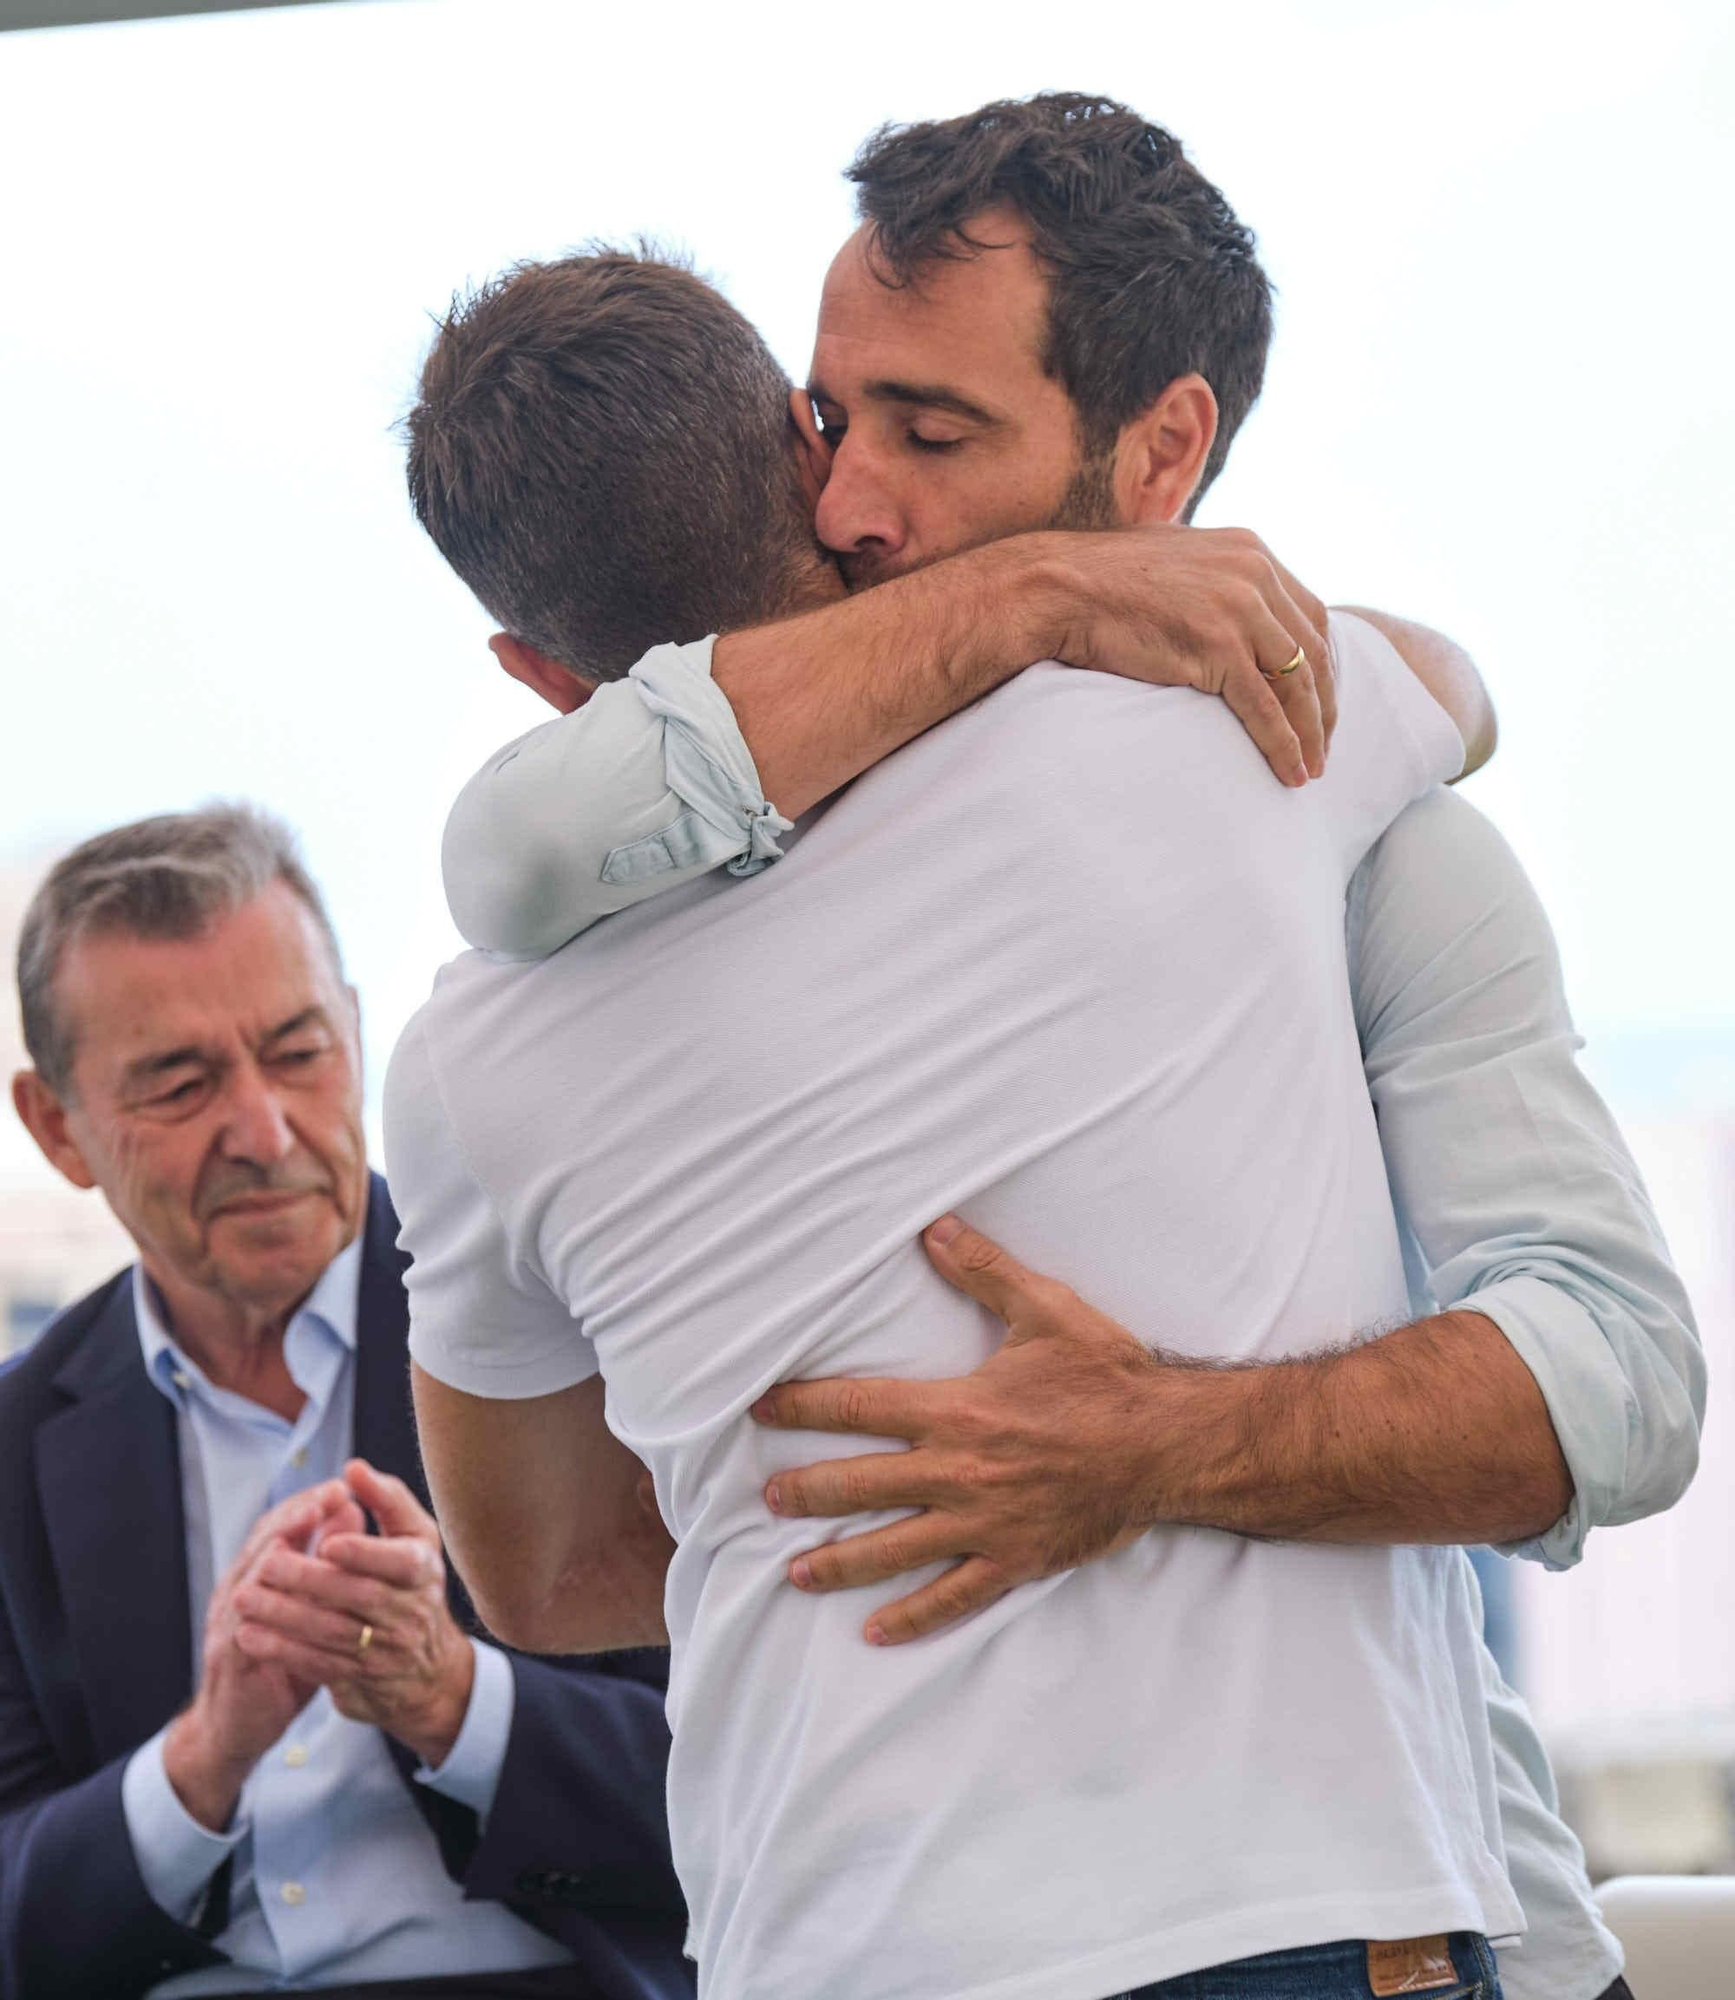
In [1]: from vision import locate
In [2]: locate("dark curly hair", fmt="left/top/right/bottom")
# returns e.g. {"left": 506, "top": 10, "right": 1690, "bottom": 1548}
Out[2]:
{"left": 848, "top": 93, "right": 1273, "bottom": 509}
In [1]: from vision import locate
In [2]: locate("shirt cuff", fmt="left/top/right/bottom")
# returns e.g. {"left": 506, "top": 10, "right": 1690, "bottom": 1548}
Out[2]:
{"left": 1458, "top": 1272, "right": 1634, "bottom": 1570}
{"left": 121, "top": 1726, "right": 248, "bottom": 1926}
{"left": 415, "top": 1638, "right": 514, "bottom": 1822}
{"left": 603, "top": 637, "right": 790, "bottom": 887}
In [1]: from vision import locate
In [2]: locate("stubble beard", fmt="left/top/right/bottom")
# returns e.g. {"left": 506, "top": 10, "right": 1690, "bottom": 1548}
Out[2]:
{"left": 838, "top": 447, "right": 1122, "bottom": 596}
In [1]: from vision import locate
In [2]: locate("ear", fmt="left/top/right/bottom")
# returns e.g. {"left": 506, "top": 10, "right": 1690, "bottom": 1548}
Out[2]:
{"left": 1113, "top": 374, "right": 1219, "bottom": 526}
{"left": 788, "top": 387, "right": 834, "bottom": 514}
{"left": 488, "top": 635, "right": 597, "bottom": 715}
{"left": 11, "top": 1070, "right": 99, "bottom": 1192}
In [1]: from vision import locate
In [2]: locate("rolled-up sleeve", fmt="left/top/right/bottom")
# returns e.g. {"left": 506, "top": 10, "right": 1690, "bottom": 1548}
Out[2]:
{"left": 1349, "top": 786, "right": 1703, "bottom": 1569}
{"left": 441, "top": 636, "right": 788, "bottom": 959}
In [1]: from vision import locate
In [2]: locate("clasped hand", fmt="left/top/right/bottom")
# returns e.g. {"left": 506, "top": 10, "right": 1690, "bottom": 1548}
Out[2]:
{"left": 226, "top": 1458, "right": 474, "bottom": 1766}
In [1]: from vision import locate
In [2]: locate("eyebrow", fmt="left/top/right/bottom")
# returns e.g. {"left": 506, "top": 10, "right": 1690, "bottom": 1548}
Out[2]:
{"left": 121, "top": 1007, "right": 328, "bottom": 1086}
{"left": 261, "top": 1006, "right": 328, "bottom": 1046}
{"left": 123, "top": 1045, "right": 211, "bottom": 1086}
{"left": 810, "top": 377, "right": 1002, "bottom": 427}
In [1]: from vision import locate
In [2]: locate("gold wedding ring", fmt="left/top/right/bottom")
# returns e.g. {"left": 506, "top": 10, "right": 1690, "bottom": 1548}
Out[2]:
{"left": 1265, "top": 645, "right": 1307, "bottom": 680}
{"left": 356, "top": 1622, "right": 375, "bottom": 1657}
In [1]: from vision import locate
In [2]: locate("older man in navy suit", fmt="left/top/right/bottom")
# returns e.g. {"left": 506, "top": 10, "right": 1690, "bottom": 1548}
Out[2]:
{"left": 2, "top": 805, "right": 689, "bottom": 2000}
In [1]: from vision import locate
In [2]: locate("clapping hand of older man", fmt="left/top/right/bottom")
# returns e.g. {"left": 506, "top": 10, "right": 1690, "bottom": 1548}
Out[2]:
{"left": 163, "top": 1480, "right": 365, "bottom": 1830}
{"left": 231, "top": 1458, "right": 477, "bottom": 1771}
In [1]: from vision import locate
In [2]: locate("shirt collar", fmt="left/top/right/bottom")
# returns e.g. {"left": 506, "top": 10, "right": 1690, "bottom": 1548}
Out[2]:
{"left": 133, "top": 1229, "right": 364, "bottom": 1408}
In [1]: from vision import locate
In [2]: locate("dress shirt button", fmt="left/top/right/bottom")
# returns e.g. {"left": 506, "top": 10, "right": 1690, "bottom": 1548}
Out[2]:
{"left": 291, "top": 1448, "right": 308, "bottom": 1468}
{"left": 170, "top": 1370, "right": 190, "bottom": 1391}
{"left": 280, "top": 1881, "right": 306, "bottom": 1906}
{"left": 284, "top": 1743, "right": 308, "bottom": 1768}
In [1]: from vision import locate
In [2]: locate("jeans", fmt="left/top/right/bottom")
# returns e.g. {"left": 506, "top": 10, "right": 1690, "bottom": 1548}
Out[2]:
{"left": 1108, "top": 1932, "right": 1502, "bottom": 2000}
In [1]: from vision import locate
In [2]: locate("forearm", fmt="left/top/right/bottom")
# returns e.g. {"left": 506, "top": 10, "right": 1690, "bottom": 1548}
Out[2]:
{"left": 1152, "top": 1309, "right": 1574, "bottom": 1544}
{"left": 432, "top": 1487, "right": 670, "bottom": 1656}
{"left": 714, "top": 533, "right": 1067, "bottom": 818}
{"left": 413, "top": 1368, "right": 673, "bottom": 1656}
{"left": 505, "top": 1532, "right": 673, "bottom": 1656}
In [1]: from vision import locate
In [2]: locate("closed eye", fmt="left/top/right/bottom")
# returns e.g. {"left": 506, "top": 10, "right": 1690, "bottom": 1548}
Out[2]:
{"left": 146, "top": 1076, "right": 209, "bottom": 1110}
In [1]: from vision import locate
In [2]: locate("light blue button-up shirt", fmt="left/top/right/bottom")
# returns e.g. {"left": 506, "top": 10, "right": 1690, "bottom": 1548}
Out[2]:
{"left": 119, "top": 1235, "right": 572, "bottom": 1994}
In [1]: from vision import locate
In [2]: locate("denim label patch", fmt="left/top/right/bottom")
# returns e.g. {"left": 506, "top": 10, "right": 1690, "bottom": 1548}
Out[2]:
{"left": 1366, "top": 1936, "right": 1459, "bottom": 1996}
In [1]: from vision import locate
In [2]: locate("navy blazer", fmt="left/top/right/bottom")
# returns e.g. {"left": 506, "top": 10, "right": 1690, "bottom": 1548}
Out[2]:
{"left": 0, "top": 1177, "right": 692, "bottom": 2000}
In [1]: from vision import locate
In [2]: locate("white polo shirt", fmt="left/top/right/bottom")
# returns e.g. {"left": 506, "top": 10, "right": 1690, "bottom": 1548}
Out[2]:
{"left": 386, "top": 614, "right": 1520, "bottom": 2000}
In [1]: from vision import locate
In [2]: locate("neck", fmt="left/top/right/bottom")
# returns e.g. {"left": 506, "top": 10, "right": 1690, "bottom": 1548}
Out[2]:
{"left": 143, "top": 1262, "right": 312, "bottom": 1423}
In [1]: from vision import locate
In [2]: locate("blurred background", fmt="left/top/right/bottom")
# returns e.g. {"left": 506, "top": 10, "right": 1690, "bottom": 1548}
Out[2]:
{"left": 2, "top": 0, "right": 1731, "bottom": 1883}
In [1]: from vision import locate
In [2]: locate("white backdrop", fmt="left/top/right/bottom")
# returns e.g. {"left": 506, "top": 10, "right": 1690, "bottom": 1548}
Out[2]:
{"left": 2, "top": 0, "right": 1732, "bottom": 1729}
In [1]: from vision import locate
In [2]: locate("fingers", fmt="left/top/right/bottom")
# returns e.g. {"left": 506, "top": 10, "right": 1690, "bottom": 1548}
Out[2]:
{"left": 233, "top": 1619, "right": 356, "bottom": 1689}
{"left": 862, "top": 1556, "right": 1011, "bottom": 1647}
{"left": 1265, "top": 549, "right": 1330, "bottom": 659}
{"left": 1266, "top": 649, "right": 1325, "bottom": 782}
{"left": 1239, "top": 598, "right": 1323, "bottom": 781}
{"left": 1221, "top": 533, "right": 1330, "bottom": 781}
{"left": 1214, "top": 657, "right": 1309, "bottom": 789}
{"left": 236, "top": 1480, "right": 348, "bottom": 1568}
{"left": 921, "top": 1215, "right": 1057, "bottom": 1332}
{"left": 344, "top": 1460, "right": 437, "bottom": 1542}
{"left": 788, "top": 1518, "right": 961, "bottom": 1594}
{"left": 305, "top": 1497, "right": 368, "bottom": 1558}
{"left": 1266, "top": 547, "right": 1337, "bottom": 752}
{"left": 319, "top": 1534, "right": 445, "bottom": 1590}
{"left": 256, "top": 1546, "right": 385, "bottom": 1621}
{"left": 236, "top": 1576, "right": 372, "bottom": 1659}
{"left": 751, "top": 1376, "right": 933, "bottom": 1441}
{"left": 766, "top": 1448, "right": 933, "bottom": 1521}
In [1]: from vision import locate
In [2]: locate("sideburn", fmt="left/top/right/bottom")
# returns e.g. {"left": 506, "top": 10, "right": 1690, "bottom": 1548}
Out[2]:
{"left": 1046, "top": 448, "right": 1121, "bottom": 532}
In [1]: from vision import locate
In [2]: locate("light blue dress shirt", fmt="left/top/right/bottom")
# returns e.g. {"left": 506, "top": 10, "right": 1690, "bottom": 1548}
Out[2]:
{"left": 119, "top": 1234, "right": 572, "bottom": 1994}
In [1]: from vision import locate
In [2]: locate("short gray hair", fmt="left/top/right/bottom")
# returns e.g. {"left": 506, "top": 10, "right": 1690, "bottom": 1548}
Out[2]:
{"left": 16, "top": 804, "right": 344, "bottom": 1098}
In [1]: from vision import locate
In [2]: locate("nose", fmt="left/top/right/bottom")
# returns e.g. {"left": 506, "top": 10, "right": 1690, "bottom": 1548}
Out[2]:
{"left": 813, "top": 435, "right": 908, "bottom": 563}
{"left": 221, "top": 1062, "right": 296, "bottom": 1166}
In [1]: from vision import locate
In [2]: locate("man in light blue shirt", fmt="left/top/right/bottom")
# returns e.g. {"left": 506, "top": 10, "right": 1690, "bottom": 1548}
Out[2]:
{"left": 3, "top": 806, "right": 690, "bottom": 1998}
{"left": 119, "top": 1239, "right": 566, "bottom": 1993}
{"left": 405, "top": 95, "right": 1701, "bottom": 2000}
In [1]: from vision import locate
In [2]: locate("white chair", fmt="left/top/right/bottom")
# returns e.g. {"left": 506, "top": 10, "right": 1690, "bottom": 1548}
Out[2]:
{"left": 1595, "top": 1876, "right": 1735, "bottom": 2000}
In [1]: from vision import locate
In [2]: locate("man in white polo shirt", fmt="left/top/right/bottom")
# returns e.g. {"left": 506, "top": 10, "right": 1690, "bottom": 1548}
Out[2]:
{"left": 386, "top": 246, "right": 1523, "bottom": 2000}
